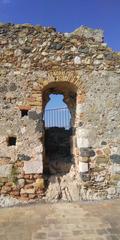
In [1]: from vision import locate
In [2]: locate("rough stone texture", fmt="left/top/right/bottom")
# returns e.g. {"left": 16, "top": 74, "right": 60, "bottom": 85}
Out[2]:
{"left": 0, "top": 194, "right": 22, "bottom": 207}
{"left": 0, "top": 164, "right": 12, "bottom": 177}
{"left": 76, "top": 127, "right": 96, "bottom": 148}
{"left": 0, "top": 23, "right": 120, "bottom": 203}
{"left": 70, "top": 26, "right": 104, "bottom": 42}
{"left": 45, "top": 176, "right": 61, "bottom": 202}
{"left": 23, "top": 159, "right": 43, "bottom": 174}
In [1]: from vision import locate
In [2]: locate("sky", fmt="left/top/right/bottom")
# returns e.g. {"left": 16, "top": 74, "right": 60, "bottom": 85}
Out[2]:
{"left": 46, "top": 94, "right": 67, "bottom": 109}
{"left": 0, "top": 0, "right": 120, "bottom": 109}
{"left": 0, "top": 0, "right": 120, "bottom": 51}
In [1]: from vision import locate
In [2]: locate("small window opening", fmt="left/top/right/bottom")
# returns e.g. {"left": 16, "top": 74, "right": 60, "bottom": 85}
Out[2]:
{"left": 7, "top": 137, "right": 16, "bottom": 146}
{"left": 21, "top": 109, "right": 28, "bottom": 117}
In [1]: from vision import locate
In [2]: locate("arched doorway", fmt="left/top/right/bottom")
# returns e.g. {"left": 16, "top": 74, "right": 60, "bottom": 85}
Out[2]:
{"left": 42, "top": 82, "right": 77, "bottom": 176}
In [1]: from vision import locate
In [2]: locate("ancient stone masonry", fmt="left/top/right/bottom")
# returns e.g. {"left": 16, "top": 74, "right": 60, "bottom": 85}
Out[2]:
{"left": 0, "top": 23, "right": 120, "bottom": 204}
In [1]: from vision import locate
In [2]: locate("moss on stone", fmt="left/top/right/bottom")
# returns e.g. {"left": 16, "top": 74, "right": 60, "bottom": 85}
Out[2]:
{"left": 95, "top": 156, "right": 109, "bottom": 165}
{"left": 9, "top": 166, "right": 18, "bottom": 185}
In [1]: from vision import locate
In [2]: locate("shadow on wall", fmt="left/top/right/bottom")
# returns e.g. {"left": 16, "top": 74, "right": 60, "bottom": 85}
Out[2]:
{"left": 44, "top": 127, "right": 73, "bottom": 176}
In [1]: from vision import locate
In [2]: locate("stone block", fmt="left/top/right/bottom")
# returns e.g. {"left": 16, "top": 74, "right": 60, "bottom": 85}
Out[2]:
{"left": 0, "top": 156, "right": 11, "bottom": 165}
{"left": 20, "top": 188, "right": 35, "bottom": 194}
{"left": 80, "top": 148, "right": 95, "bottom": 157}
{"left": 103, "top": 148, "right": 111, "bottom": 156}
{"left": 68, "top": 181, "right": 80, "bottom": 201}
{"left": 9, "top": 83, "right": 17, "bottom": 91}
{"left": 107, "top": 187, "right": 116, "bottom": 195}
{"left": 94, "top": 60, "right": 102, "bottom": 65}
{"left": 28, "top": 111, "right": 42, "bottom": 121}
{"left": 23, "top": 160, "right": 43, "bottom": 174}
{"left": 95, "top": 175, "right": 105, "bottom": 182}
{"left": 74, "top": 56, "right": 81, "bottom": 64}
{"left": 116, "top": 187, "right": 120, "bottom": 194}
{"left": 0, "top": 136, "right": 6, "bottom": 144}
{"left": 95, "top": 156, "right": 109, "bottom": 165}
{"left": 34, "top": 145, "right": 43, "bottom": 154}
{"left": 0, "top": 164, "right": 12, "bottom": 177}
{"left": 101, "top": 141, "right": 107, "bottom": 145}
{"left": 80, "top": 172, "right": 90, "bottom": 181}
{"left": 18, "top": 179, "right": 25, "bottom": 188}
{"left": 0, "top": 84, "right": 7, "bottom": 92}
{"left": 17, "top": 154, "right": 31, "bottom": 161}
{"left": 77, "top": 136, "right": 89, "bottom": 148}
{"left": 79, "top": 162, "right": 88, "bottom": 173}
{"left": 34, "top": 178, "right": 44, "bottom": 190}
{"left": 111, "top": 164, "right": 120, "bottom": 174}
{"left": 20, "top": 127, "right": 26, "bottom": 134}
{"left": 76, "top": 127, "right": 96, "bottom": 148}
{"left": 79, "top": 157, "right": 89, "bottom": 163}
{"left": 110, "top": 154, "right": 120, "bottom": 164}
{"left": 71, "top": 26, "right": 104, "bottom": 42}
{"left": 35, "top": 121, "right": 43, "bottom": 133}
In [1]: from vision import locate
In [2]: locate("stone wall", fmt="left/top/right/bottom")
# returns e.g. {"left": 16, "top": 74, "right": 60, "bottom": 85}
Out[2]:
{"left": 0, "top": 23, "right": 120, "bottom": 203}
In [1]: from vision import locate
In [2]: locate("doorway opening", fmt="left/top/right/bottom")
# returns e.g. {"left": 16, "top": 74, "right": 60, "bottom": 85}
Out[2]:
{"left": 42, "top": 82, "right": 77, "bottom": 176}
{"left": 44, "top": 94, "right": 72, "bottom": 175}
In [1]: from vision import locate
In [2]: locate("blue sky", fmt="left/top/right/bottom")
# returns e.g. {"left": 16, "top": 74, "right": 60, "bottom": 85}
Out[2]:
{"left": 0, "top": 0, "right": 120, "bottom": 51}
{"left": 0, "top": 0, "right": 120, "bottom": 109}
{"left": 46, "top": 94, "right": 67, "bottom": 109}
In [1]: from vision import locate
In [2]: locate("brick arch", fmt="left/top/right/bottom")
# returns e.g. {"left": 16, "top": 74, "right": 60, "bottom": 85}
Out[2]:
{"left": 41, "top": 70, "right": 86, "bottom": 127}
{"left": 42, "top": 81, "right": 77, "bottom": 113}
{"left": 42, "top": 70, "right": 81, "bottom": 89}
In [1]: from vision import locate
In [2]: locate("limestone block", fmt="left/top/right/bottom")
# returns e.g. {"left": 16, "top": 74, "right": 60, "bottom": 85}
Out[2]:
{"left": 76, "top": 103, "right": 85, "bottom": 115}
{"left": 21, "top": 127, "right": 26, "bottom": 134}
{"left": 18, "top": 179, "right": 25, "bottom": 188}
{"left": 0, "top": 156, "right": 11, "bottom": 165}
{"left": 111, "top": 164, "right": 120, "bottom": 174}
{"left": 76, "top": 127, "right": 96, "bottom": 148}
{"left": 77, "top": 135, "right": 89, "bottom": 148}
{"left": 74, "top": 56, "right": 81, "bottom": 64}
{"left": 0, "top": 164, "right": 12, "bottom": 177}
{"left": 107, "top": 187, "right": 116, "bottom": 195}
{"left": 93, "top": 60, "right": 102, "bottom": 65}
{"left": 0, "top": 195, "right": 20, "bottom": 207}
{"left": 0, "top": 136, "right": 6, "bottom": 144}
{"left": 79, "top": 162, "right": 88, "bottom": 173}
{"left": 97, "top": 54, "right": 104, "bottom": 59}
{"left": 23, "top": 160, "right": 43, "bottom": 174}
{"left": 45, "top": 176, "right": 61, "bottom": 202}
{"left": 14, "top": 49, "right": 22, "bottom": 56}
{"left": 68, "top": 181, "right": 80, "bottom": 202}
{"left": 34, "top": 178, "right": 44, "bottom": 190}
{"left": 20, "top": 188, "right": 35, "bottom": 194}
{"left": 95, "top": 175, "right": 105, "bottom": 182}
{"left": 34, "top": 145, "right": 43, "bottom": 154}
{"left": 71, "top": 26, "right": 104, "bottom": 42}
{"left": 80, "top": 148, "right": 95, "bottom": 157}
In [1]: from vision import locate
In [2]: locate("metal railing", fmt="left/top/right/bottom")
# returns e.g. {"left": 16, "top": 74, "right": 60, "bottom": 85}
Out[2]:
{"left": 44, "top": 107, "right": 71, "bottom": 129}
